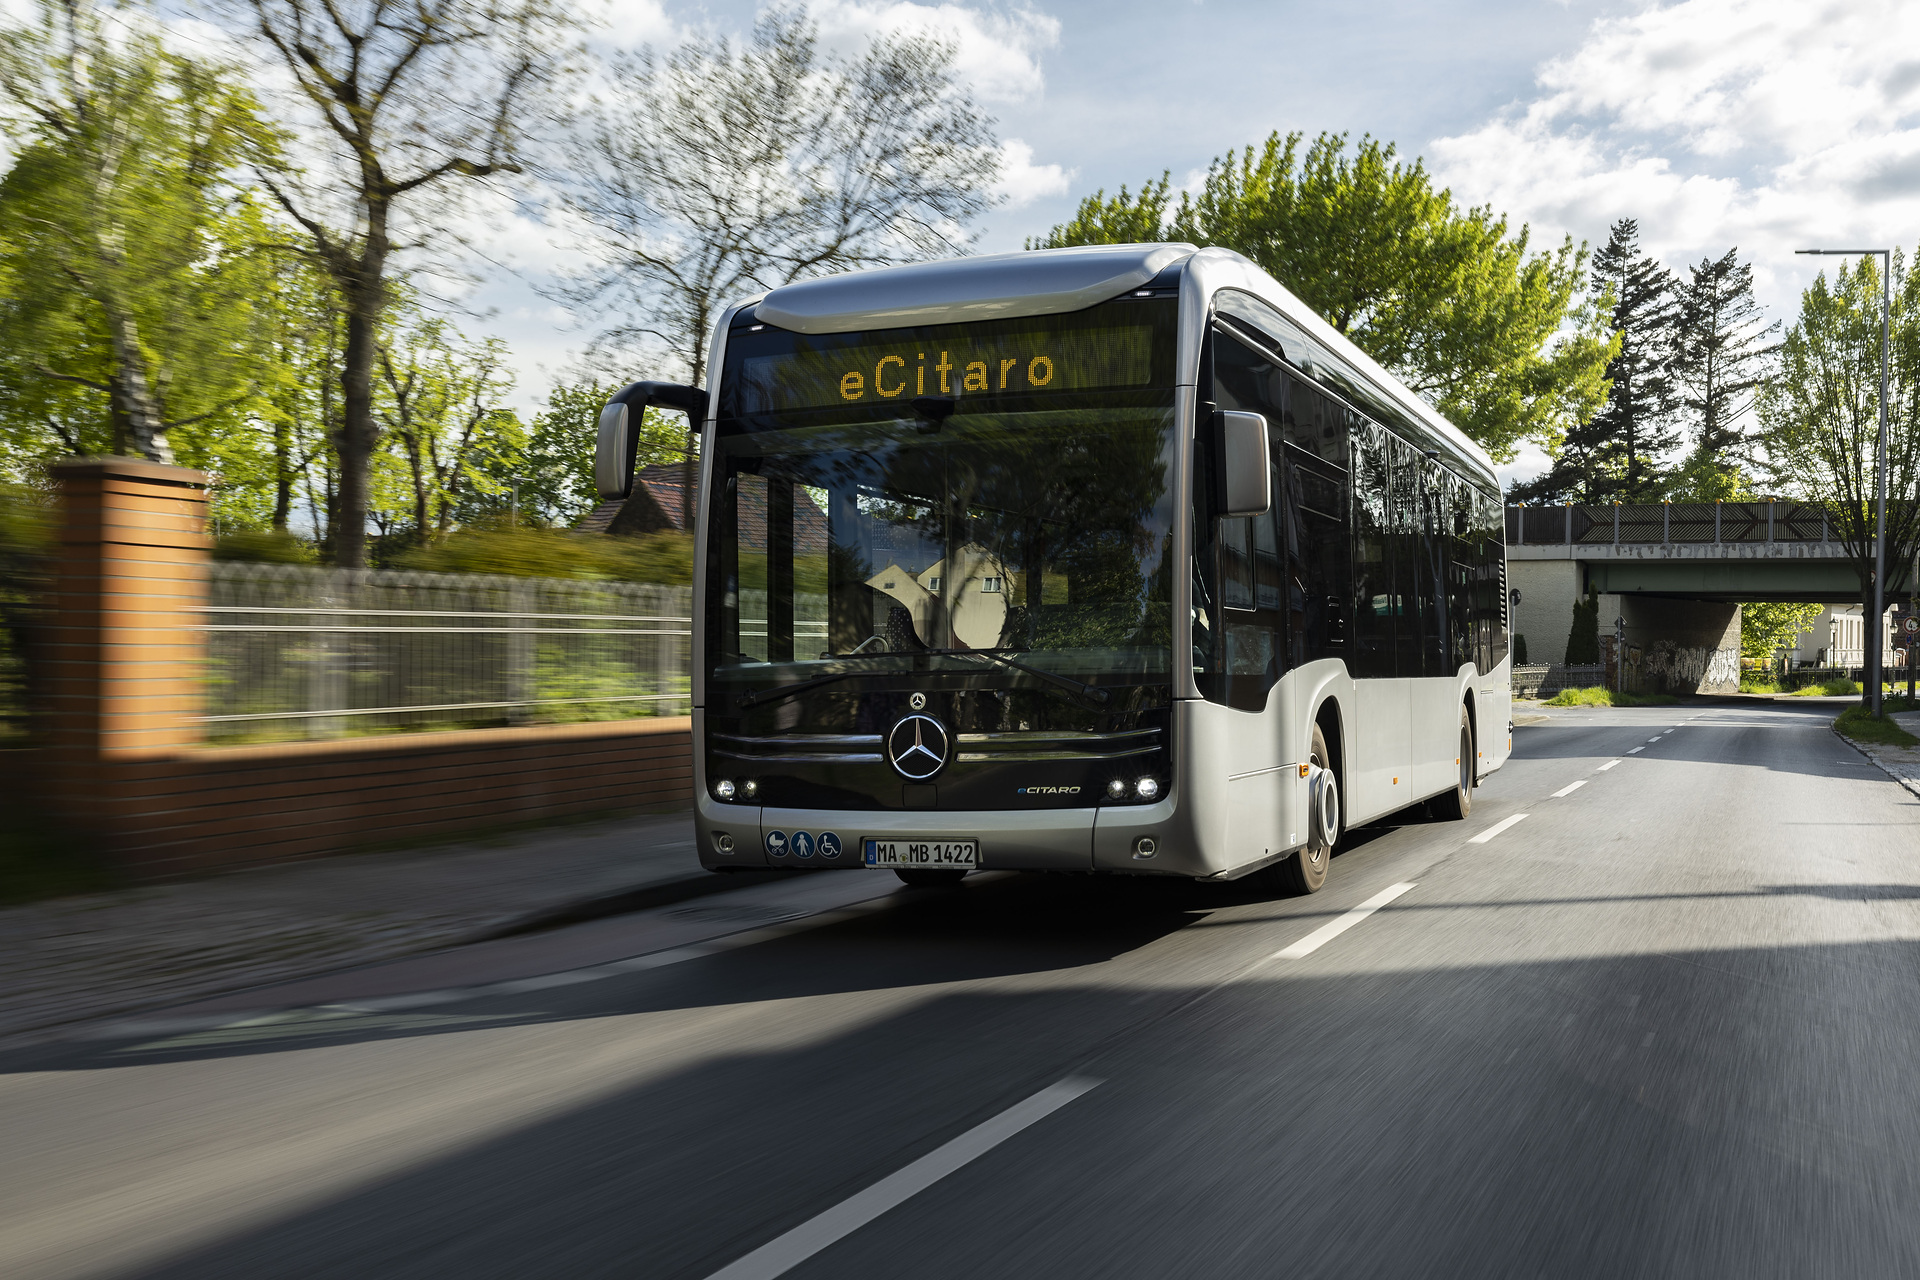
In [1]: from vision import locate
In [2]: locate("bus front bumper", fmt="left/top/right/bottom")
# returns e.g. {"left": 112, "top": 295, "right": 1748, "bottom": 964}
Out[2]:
{"left": 695, "top": 791, "right": 1225, "bottom": 878}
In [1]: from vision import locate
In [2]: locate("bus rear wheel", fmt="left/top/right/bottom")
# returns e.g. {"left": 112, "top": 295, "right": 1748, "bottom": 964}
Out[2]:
{"left": 1263, "top": 724, "right": 1337, "bottom": 896}
{"left": 1428, "top": 709, "right": 1474, "bottom": 821}
{"left": 896, "top": 868, "right": 968, "bottom": 888}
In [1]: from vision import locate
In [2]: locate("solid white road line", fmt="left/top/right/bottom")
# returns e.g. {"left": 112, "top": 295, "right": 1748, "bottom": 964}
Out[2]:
{"left": 702, "top": 1077, "right": 1102, "bottom": 1280}
{"left": 1627, "top": 747, "right": 1644, "bottom": 754}
{"left": 1550, "top": 780, "right": 1587, "bottom": 798}
{"left": 1272, "top": 882, "right": 1417, "bottom": 960}
{"left": 1469, "top": 814, "right": 1530, "bottom": 844}
{"left": 1597, "top": 760, "right": 1621, "bottom": 771}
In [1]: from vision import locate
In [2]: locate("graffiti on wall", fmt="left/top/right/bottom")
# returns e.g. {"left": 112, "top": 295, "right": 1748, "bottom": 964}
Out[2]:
{"left": 1643, "top": 640, "right": 1741, "bottom": 692}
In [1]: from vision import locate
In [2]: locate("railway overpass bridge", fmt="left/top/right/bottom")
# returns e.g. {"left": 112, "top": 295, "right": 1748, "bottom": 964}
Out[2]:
{"left": 1503, "top": 502, "right": 1890, "bottom": 694}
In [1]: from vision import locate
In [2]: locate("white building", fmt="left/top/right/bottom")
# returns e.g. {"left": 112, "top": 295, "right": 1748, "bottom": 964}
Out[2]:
{"left": 1788, "top": 605, "right": 1897, "bottom": 669}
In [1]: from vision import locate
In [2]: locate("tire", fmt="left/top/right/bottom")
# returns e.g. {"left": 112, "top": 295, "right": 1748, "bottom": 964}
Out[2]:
{"left": 895, "top": 868, "right": 968, "bottom": 888}
{"left": 1428, "top": 708, "right": 1474, "bottom": 821}
{"left": 1262, "top": 724, "right": 1338, "bottom": 896}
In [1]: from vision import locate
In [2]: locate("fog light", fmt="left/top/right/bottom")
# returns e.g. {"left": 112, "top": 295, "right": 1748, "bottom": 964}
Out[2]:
{"left": 1106, "top": 778, "right": 1127, "bottom": 799}
{"left": 1132, "top": 836, "right": 1157, "bottom": 859}
{"left": 741, "top": 778, "right": 759, "bottom": 799}
{"left": 714, "top": 832, "right": 735, "bottom": 854}
{"left": 1134, "top": 776, "right": 1160, "bottom": 801}
{"left": 714, "top": 778, "right": 736, "bottom": 801}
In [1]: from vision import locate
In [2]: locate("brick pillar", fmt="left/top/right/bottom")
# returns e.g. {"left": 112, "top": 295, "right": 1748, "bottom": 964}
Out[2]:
{"left": 43, "top": 460, "right": 208, "bottom": 816}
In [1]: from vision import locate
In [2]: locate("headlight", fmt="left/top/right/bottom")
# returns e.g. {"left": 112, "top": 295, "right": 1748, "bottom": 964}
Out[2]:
{"left": 1134, "top": 776, "right": 1160, "bottom": 801}
{"left": 714, "top": 779, "right": 736, "bottom": 801}
{"left": 1106, "top": 778, "right": 1128, "bottom": 799}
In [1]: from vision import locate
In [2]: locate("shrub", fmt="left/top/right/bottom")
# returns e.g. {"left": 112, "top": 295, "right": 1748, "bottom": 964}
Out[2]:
{"left": 213, "top": 529, "right": 319, "bottom": 565}
{"left": 1543, "top": 686, "right": 1681, "bottom": 708}
{"left": 394, "top": 526, "right": 695, "bottom": 585}
{"left": 1565, "top": 595, "right": 1600, "bottom": 663}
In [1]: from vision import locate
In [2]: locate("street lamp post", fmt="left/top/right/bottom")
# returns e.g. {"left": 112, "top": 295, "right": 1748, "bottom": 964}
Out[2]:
{"left": 1796, "top": 248, "right": 1891, "bottom": 717}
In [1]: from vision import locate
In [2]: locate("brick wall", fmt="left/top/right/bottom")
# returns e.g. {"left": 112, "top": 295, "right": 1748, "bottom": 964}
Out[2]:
{"left": 33, "top": 458, "right": 693, "bottom": 879}
{"left": 76, "top": 717, "right": 692, "bottom": 876}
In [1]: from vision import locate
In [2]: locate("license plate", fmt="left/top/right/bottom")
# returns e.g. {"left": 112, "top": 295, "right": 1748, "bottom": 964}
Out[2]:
{"left": 863, "top": 839, "right": 978, "bottom": 869}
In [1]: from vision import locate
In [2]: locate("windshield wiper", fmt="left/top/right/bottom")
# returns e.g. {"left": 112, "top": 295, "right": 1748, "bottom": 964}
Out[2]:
{"left": 733, "top": 657, "right": 900, "bottom": 710}
{"left": 929, "top": 648, "right": 1111, "bottom": 705}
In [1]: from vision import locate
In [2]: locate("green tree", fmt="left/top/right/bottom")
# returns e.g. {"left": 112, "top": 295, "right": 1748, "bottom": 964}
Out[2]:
{"left": 1675, "top": 247, "right": 1777, "bottom": 466}
{"left": 251, "top": 252, "right": 344, "bottom": 536}
{"left": 1513, "top": 219, "right": 1677, "bottom": 502}
{"left": 0, "top": 0, "right": 279, "bottom": 466}
{"left": 1754, "top": 252, "right": 1920, "bottom": 648}
{"left": 1740, "top": 602, "right": 1820, "bottom": 664}
{"left": 374, "top": 314, "right": 522, "bottom": 541}
{"left": 521, "top": 380, "right": 688, "bottom": 528}
{"left": 212, "top": 0, "right": 578, "bottom": 567}
{"left": 1033, "top": 132, "right": 1615, "bottom": 462}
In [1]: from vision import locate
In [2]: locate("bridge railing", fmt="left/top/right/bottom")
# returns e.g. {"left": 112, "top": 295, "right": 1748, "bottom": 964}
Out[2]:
{"left": 1505, "top": 502, "right": 1836, "bottom": 547}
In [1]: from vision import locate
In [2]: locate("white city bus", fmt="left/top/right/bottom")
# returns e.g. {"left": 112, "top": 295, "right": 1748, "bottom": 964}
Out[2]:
{"left": 595, "top": 244, "right": 1512, "bottom": 894}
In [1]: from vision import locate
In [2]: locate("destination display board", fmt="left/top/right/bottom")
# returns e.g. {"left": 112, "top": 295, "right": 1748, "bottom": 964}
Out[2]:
{"left": 731, "top": 314, "right": 1160, "bottom": 415}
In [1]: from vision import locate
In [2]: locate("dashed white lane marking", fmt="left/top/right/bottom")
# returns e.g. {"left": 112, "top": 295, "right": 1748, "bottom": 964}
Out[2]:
{"left": 1597, "top": 760, "right": 1621, "bottom": 771}
{"left": 1551, "top": 780, "right": 1587, "bottom": 798}
{"left": 702, "top": 1077, "right": 1102, "bottom": 1280}
{"left": 1627, "top": 747, "right": 1644, "bottom": 754}
{"left": 1273, "top": 882, "right": 1417, "bottom": 960}
{"left": 1469, "top": 814, "right": 1530, "bottom": 844}
{"left": 1647, "top": 736, "right": 1663, "bottom": 742}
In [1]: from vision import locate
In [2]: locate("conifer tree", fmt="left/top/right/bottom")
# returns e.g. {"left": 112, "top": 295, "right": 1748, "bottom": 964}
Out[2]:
{"left": 1674, "top": 248, "right": 1777, "bottom": 461}
{"left": 1511, "top": 219, "right": 1678, "bottom": 503}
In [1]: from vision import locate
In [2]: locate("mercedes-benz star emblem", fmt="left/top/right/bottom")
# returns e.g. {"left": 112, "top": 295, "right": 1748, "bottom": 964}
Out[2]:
{"left": 909, "top": 692, "right": 927, "bottom": 710}
{"left": 887, "top": 714, "right": 950, "bottom": 781}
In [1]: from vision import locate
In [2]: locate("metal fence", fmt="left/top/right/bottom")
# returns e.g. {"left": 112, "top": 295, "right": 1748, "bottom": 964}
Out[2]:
{"left": 1512, "top": 663, "right": 1607, "bottom": 698}
{"left": 1506, "top": 502, "right": 1836, "bottom": 546}
{"left": 201, "top": 563, "right": 694, "bottom": 743}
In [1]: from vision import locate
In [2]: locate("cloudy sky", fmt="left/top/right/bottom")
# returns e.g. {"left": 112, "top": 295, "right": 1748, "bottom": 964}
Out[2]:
{"left": 334, "top": 0, "right": 1920, "bottom": 485}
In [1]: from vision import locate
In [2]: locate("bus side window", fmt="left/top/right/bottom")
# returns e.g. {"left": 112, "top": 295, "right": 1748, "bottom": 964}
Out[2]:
{"left": 1207, "top": 325, "right": 1289, "bottom": 710}
{"left": 1348, "top": 419, "right": 1395, "bottom": 679}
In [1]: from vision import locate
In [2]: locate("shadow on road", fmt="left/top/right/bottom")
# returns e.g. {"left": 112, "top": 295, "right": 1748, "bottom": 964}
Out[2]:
{"left": 94, "top": 927, "right": 1920, "bottom": 1280}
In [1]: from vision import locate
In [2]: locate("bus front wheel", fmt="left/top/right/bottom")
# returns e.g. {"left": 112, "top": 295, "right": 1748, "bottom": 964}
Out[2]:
{"left": 1264, "top": 724, "right": 1337, "bottom": 896}
{"left": 1428, "top": 709, "right": 1474, "bottom": 821}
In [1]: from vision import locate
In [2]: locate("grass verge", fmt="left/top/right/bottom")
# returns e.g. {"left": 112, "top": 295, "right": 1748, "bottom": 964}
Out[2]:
{"left": 1834, "top": 705, "right": 1920, "bottom": 749}
{"left": 1543, "top": 686, "right": 1682, "bottom": 708}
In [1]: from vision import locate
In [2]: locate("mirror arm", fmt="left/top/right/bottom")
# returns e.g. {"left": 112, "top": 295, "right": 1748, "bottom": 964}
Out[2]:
{"left": 594, "top": 380, "right": 711, "bottom": 500}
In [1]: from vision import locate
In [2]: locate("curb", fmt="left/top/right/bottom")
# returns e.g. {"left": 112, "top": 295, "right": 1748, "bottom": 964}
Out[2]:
{"left": 1830, "top": 724, "right": 1920, "bottom": 801}
{"left": 0, "top": 863, "right": 797, "bottom": 1054}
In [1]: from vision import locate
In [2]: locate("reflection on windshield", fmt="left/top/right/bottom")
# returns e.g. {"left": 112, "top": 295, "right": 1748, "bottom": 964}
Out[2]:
{"left": 711, "top": 404, "right": 1177, "bottom": 684}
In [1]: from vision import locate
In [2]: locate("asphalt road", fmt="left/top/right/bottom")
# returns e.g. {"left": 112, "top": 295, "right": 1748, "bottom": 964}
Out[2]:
{"left": 6, "top": 698, "right": 1920, "bottom": 1279}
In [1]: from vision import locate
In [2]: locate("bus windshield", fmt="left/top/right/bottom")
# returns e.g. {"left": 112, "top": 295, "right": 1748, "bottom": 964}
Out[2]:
{"left": 708, "top": 300, "right": 1180, "bottom": 700}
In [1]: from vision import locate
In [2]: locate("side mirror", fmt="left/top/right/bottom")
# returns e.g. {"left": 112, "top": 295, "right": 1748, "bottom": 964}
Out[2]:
{"left": 1214, "top": 410, "right": 1271, "bottom": 517}
{"left": 594, "top": 380, "right": 710, "bottom": 500}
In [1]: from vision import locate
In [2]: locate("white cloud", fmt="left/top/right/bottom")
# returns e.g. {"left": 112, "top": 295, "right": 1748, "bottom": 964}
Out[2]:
{"left": 1425, "top": 0, "right": 1920, "bottom": 487}
{"left": 807, "top": 0, "right": 1061, "bottom": 103}
{"left": 1430, "top": 0, "right": 1920, "bottom": 298}
{"left": 992, "top": 138, "right": 1069, "bottom": 206}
